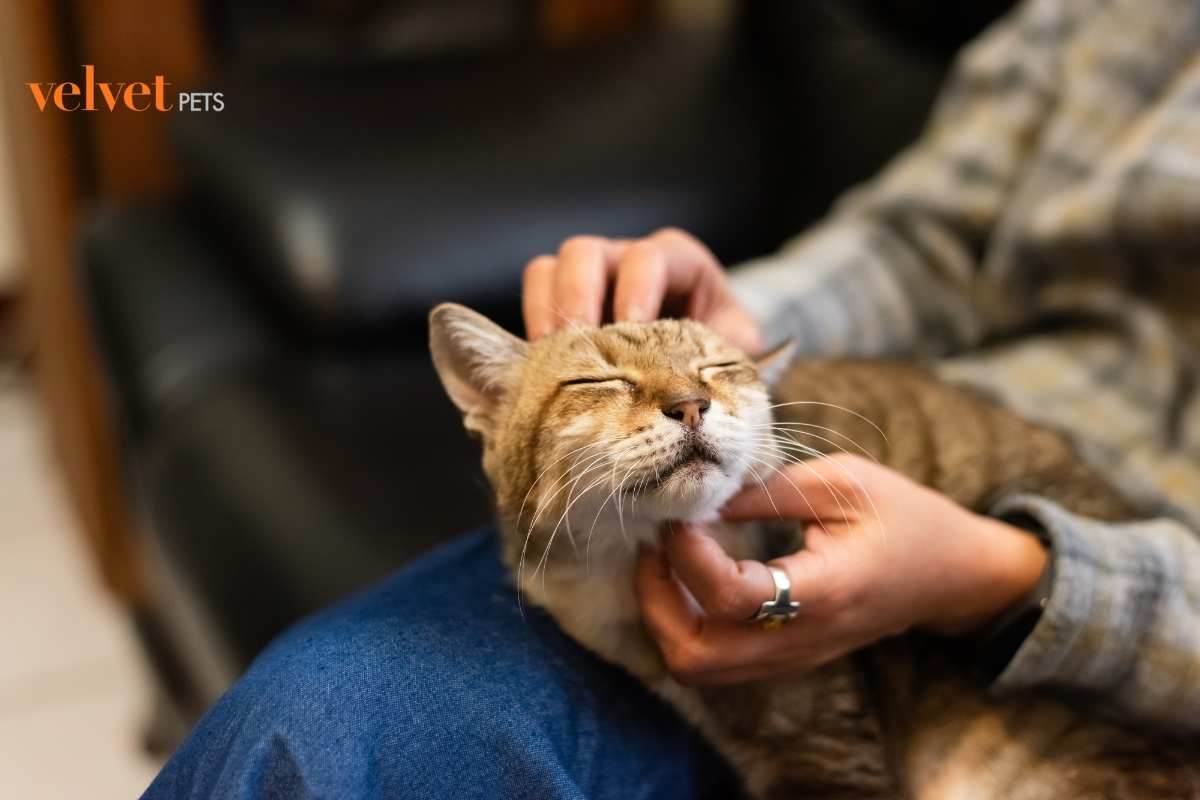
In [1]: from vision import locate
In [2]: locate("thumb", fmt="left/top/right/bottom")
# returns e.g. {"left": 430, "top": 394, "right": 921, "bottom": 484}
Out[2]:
{"left": 706, "top": 303, "right": 764, "bottom": 355}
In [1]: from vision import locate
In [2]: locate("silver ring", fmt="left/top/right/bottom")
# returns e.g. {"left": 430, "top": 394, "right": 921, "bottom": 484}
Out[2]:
{"left": 750, "top": 566, "right": 802, "bottom": 624}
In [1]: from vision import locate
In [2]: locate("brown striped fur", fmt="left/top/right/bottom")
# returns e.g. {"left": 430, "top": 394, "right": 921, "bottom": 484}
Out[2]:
{"left": 430, "top": 304, "right": 1200, "bottom": 799}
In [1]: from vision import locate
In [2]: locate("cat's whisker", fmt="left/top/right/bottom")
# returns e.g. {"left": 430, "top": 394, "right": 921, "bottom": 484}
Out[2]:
{"left": 526, "top": 447, "right": 616, "bottom": 535}
{"left": 753, "top": 437, "right": 860, "bottom": 525}
{"left": 766, "top": 401, "right": 889, "bottom": 444}
{"left": 562, "top": 441, "right": 643, "bottom": 559}
{"left": 756, "top": 426, "right": 857, "bottom": 459}
{"left": 612, "top": 452, "right": 642, "bottom": 536}
{"left": 755, "top": 435, "right": 861, "bottom": 512}
{"left": 750, "top": 435, "right": 864, "bottom": 519}
{"left": 519, "top": 446, "right": 621, "bottom": 610}
{"left": 754, "top": 436, "right": 887, "bottom": 541}
{"left": 613, "top": 451, "right": 652, "bottom": 545}
{"left": 515, "top": 439, "right": 611, "bottom": 533}
{"left": 745, "top": 462, "right": 783, "bottom": 521}
{"left": 585, "top": 454, "right": 629, "bottom": 574}
{"left": 530, "top": 437, "right": 645, "bottom": 586}
{"left": 599, "top": 451, "right": 641, "bottom": 556}
{"left": 538, "top": 467, "right": 617, "bottom": 590}
{"left": 518, "top": 440, "right": 615, "bottom": 584}
{"left": 557, "top": 445, "right": 631, "bottom": 558}
{"left": 744, "top": 453, "right": 841, "bottom": 535}
{"left": 586, "top": 450, "right": 653, "bottom": 569}
{"left": 761, "top": 431, "right": 888, "bottom": 537}
{"left": 628, "top": 451, "right": 657, "bottom": 517}
{"left": 750, "top": 422, "right": 880, "bottom": 463}
{"left": 531, "top": 455, "right": 616, "bottom": 581}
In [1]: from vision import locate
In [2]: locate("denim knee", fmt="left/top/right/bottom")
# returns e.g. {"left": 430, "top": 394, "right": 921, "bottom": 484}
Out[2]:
{"left": 143, "top": 531, "right": 738, "bottom": 800}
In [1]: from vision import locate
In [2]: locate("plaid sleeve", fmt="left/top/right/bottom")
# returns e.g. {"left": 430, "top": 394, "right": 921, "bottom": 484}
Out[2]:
{"left": 730, "top": 0, "right": 1083, "bottom": 357}
{"left": 989, "top": 495, "right": 1200, "bottom": 731}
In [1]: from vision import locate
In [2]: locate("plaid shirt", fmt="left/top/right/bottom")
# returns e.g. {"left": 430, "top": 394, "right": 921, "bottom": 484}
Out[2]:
{"left": 731, "top": 0, "right": 1200, "bottom": 730}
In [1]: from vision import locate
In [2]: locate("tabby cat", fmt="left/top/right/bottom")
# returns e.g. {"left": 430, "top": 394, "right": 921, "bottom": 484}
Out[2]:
{"left": 429, "top": 302, "right": 1198, "bottom": 799}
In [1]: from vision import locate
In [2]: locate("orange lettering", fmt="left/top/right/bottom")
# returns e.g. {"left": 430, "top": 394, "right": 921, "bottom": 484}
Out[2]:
{"left": 29, "top": 67, "right": 177, "bottom": 112}
{"left": 153, "top": 75, "right": 172, "bottom": 111}
{"left": 26, "top": 82, "right": 56, "bottom": 111}
{"left": 97, "top": 81, "right": 123, "bottom": 111}
{"left": 83, "top": 64, "right": 95, "bottom": 110}
{"left": 124, "top": 82, "right": 151, "bottom": 111}
{"left": 54, "top": 82, "right": 81, "bottom": 111}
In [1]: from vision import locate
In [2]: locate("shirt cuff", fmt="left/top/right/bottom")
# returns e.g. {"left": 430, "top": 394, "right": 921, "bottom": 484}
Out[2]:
{"left": 985, "top": 494, "right": 1157, "bottom": 699}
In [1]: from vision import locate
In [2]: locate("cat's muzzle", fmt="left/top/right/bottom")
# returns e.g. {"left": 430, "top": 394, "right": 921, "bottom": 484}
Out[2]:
{"left": 651, "top": 440, "right": 722, "bottom": 488}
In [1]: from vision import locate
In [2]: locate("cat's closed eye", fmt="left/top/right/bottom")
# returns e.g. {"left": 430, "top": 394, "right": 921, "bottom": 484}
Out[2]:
{"left": 560, "top": 376, "right": 635, "bottom": 389}
{"left": 700, "top": 361, "right": 754, "bottom": 379}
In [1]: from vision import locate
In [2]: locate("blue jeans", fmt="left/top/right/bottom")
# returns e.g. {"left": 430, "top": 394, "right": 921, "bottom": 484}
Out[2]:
{"left": 143, "top": 530, "right": 740, "bottom": 799}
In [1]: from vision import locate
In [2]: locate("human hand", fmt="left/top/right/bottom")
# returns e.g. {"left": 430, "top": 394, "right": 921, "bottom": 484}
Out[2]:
{"left": 634, "top": 454, "right": 1048, "bottom": 685}
{"left": 521, "top": 228, "right": 763, "bottom": 353}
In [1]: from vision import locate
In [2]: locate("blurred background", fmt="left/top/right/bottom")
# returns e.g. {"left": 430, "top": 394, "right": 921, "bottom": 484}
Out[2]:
{"left": 0, "top": 1, "right": 1013, "bottom": 796}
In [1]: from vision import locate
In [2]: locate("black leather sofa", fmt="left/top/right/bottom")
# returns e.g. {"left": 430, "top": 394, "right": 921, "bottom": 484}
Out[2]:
{"left": 82, "top": 2, "right": 1013, "bottom": 730}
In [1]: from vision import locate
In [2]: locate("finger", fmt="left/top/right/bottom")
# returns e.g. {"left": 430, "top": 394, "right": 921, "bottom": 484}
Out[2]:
{"left": 612, "top": 241, "right": 667, "bottom": 323}
{"left": 705, "top": 302, "right": 765, "bottom": 355}
{"left": 650, "top": 228, "right": 731, "bottom": 312}
{"left": 640, "top": 596, "right": 838, "bottom": 684}
{"left": 720, "top": 461, "right": 860, "bottom": 523}
{"left": 522, "top": 255, "right": 558, "bottom": 339}
{"left": 665, "top": 523, "right": 835, "bottom": 613}
{"left": 647, "top": 230, "right": 763, "bottom": 354}
{"left": 635, "top": 546, "right": 704, "bottom": 645}
{"left": 636, "top": 548, "right": 762, "bottom": 678}
{"left": 678, "top": 630, "right": 850, "bottom": 686}
{"left": 649, "top": 228, "right": 720, "bottom": 275}
{"left": 661, "top": 523, "right": 777, "bottom": 621}
{"left": 638, "top": 540, "right": 845, "bottom": 683}
{"left": 553, "top": 237, "right": 619, "bottom": 328}
{"left": 659, "top": 247, "right": 721, "bottom": 306}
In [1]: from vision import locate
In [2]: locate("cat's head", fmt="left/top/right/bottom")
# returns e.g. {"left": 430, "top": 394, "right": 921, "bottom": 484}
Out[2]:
{"left": 429, "top": 303, "right": 791, "bottom": 563}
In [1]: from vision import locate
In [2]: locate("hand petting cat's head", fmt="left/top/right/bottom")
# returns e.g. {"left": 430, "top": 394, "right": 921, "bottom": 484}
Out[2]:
{"left": 430, "top": 303, "right": 790, "bottom": 564}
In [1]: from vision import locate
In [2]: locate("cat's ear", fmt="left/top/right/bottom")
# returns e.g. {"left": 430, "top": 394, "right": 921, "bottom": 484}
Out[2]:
{"left": 429, "top": 303, "right": 528, "bottom": 435}
{"left": 754, "top": 340, "right": 796, "bottom": 387}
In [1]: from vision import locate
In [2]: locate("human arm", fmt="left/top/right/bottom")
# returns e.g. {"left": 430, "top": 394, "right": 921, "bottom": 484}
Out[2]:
{"left": 728, "top": 0, "right": 1080, "bottom": 357}
{"left": 635, "top": 456, "right": 1050, "bottom": 681}
{"left": 523, "top": 0, "right": 1080, "bottom": 357}
{"left": 634, "top": 456, "right": 1200, "bottom": 731}
{"left": 984, "top": 494, "right": 1200, "bottom": 730}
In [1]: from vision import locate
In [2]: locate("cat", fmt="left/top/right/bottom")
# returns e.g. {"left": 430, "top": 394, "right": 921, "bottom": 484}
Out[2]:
{"left": 429, "top": 302, "right": 1199, "bottom": 799}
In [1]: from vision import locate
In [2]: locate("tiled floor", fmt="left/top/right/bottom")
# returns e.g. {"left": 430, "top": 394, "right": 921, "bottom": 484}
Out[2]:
{"left": 0, "top": 372, "right": 162, "bottom": 797}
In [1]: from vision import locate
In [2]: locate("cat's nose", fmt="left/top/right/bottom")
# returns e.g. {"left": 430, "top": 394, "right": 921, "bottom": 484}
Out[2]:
{"left": 664, "top": 397, "right": 711, "bottom": 430}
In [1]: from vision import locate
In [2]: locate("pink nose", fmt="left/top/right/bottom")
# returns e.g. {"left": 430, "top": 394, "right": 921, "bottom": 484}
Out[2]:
{"left": 664, "top": 397, "right": 710, "bottom": 430}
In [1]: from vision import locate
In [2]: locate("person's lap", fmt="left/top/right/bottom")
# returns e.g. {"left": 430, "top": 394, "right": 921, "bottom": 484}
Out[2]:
{"left": 143, "top": 530, "right": 738, "bottom": 800}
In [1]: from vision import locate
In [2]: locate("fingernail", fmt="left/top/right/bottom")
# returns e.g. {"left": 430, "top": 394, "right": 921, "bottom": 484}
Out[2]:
{"left": 624, "top": 303, "right": 645, "bottom": 322}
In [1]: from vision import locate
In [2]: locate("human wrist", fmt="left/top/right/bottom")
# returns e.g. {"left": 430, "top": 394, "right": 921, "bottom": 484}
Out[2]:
{"left": 925, "top": 514, "right": 1048, "bottom": 636}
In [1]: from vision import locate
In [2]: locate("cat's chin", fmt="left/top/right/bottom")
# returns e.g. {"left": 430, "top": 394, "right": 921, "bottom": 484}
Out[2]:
{"left": 637, "top": 463, "right": 744, "bottom": 524}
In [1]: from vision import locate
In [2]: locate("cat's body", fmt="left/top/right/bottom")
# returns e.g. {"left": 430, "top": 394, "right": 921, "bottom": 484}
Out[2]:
{"left": 429, "top": 304, "right": 1199, "bottom": 799}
